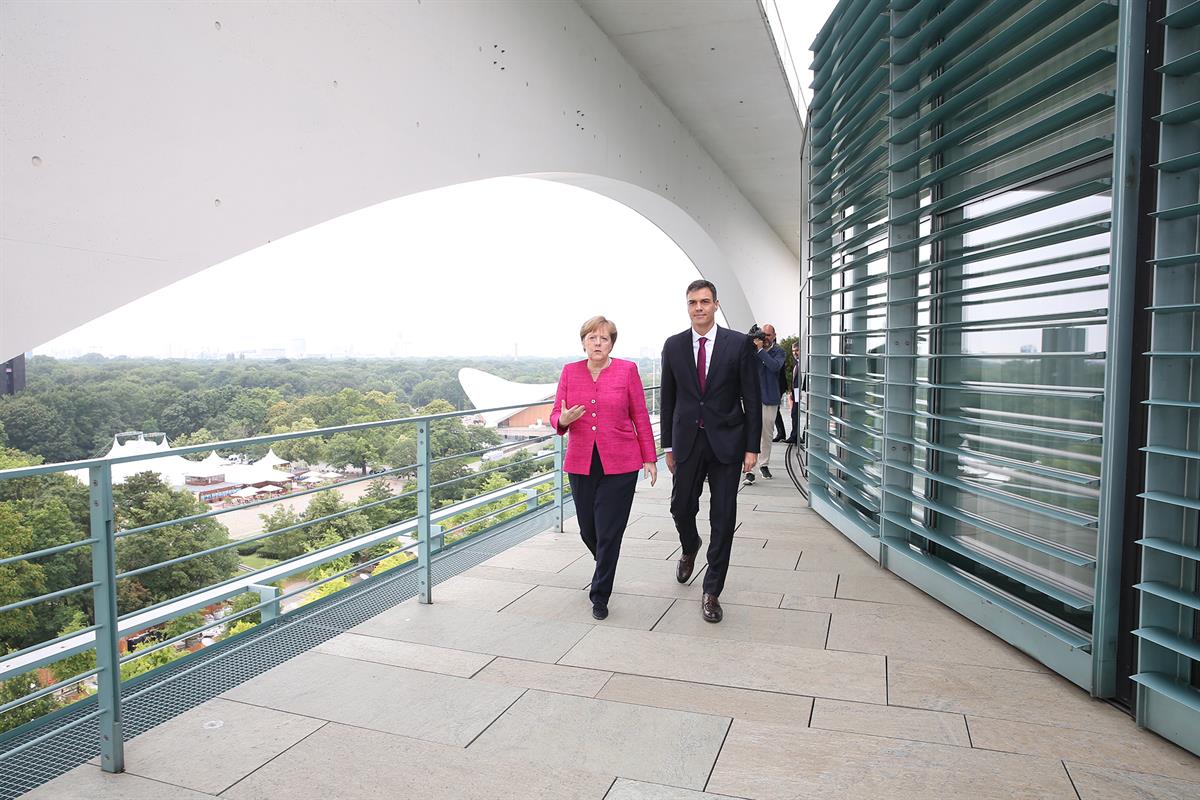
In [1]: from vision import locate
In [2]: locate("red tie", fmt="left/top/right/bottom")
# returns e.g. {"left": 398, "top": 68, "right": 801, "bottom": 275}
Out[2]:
{"left": 697, "top": 336, "right": 708, "bottom": 394}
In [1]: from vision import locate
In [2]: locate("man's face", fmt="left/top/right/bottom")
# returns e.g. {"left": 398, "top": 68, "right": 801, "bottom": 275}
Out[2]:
{"left": 763, "top": 325, "right": 776, "bottom": 345}
{"left": 687, "top": 288, "right": 719, "bottom": 331}
{"left": 792, "top": 344, "right": 799, "bottom": 358}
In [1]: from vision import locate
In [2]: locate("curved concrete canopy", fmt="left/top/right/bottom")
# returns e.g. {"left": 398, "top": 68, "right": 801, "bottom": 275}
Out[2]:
{"left": 0, "top": 0, "right": 800, "bottom": 361}
{"left": 457, "top": 368, "right": 558, "bottom": 427}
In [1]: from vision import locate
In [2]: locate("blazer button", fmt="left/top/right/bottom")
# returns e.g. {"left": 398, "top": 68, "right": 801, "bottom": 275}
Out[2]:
{"left": 591, "top": 425, "right": 597, "bottom": 431}
{"left": 590, "top": 399, "right": 596, "bottom": 404}
{"left": 591, "top": 412, "right": 596, "bottom": 417}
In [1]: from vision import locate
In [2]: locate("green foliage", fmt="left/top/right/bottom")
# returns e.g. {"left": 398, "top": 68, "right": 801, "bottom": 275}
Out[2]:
{"left": 0, "top": 668, "right": 61, "bottom": 734}
{"left": 371, "top": 549, "right": 415, "bottom": 575}
{"left": 230, "top": 591, "right": 264, "bottom": 625}
{"left": 0, "top": 504, "right": 48, "bottom": 648}
{"left": 113, "top": 473, "right": 239, "bottom": 615}
{"left": 255, "top": 505, "right": 309, "bottom": 560}
{"left": 120, "top": 639, "right": 186, "bottom": 681}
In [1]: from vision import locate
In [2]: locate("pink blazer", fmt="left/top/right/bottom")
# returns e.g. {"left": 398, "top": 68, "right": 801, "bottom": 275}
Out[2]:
{"left": 550, "top": 358, "right": 657, "bottom": 475}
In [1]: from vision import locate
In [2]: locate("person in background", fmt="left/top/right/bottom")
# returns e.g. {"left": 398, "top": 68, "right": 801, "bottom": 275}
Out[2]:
{"left": 749, "top": 323, "right": 785, "bottom": 481}
{"left": 785, "top": 341, "right": 802, "bottom": 445}
{"left": 551, "top": 316, "right": 657, "bottom": 621}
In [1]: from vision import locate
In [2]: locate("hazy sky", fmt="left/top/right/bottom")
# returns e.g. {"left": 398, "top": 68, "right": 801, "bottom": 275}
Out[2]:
{"left": 36, "top": 2, "right": 826, "bottom": 361}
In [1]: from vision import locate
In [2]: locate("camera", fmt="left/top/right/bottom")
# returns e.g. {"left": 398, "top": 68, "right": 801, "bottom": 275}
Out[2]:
{"left": 748, "top": 324, "right": 768, "bottom": 344}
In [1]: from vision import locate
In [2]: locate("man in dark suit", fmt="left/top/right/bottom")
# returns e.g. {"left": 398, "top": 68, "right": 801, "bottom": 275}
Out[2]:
{"left": 660, "top": 279, "right": 762, "bottom": 623}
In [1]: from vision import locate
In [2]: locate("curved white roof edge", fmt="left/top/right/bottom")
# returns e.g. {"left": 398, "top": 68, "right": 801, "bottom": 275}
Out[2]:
{"left": 458, "top": 368, "right": 557, "bottom": 427}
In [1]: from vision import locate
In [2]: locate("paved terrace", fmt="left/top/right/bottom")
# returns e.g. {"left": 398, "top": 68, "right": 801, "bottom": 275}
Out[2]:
{"left": 26, "top": 471, "right": 1200, "bottom": 799}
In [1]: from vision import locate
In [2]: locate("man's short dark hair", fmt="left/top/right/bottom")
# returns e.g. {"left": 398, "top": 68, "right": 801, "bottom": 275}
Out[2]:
{"left": 686, "top": 279, "right": 718, "bottom": 301}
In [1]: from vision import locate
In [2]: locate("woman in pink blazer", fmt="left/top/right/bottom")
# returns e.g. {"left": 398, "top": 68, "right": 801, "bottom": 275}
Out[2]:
{"left": 551, "top": 316, "right": 658, "bottom": 620}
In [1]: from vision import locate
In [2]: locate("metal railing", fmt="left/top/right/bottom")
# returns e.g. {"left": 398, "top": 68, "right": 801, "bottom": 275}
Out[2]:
{"left": 0, "top": 394, "right": 662, "bottom": 772}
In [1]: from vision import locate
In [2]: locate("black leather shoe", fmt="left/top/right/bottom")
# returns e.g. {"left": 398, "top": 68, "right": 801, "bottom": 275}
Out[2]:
{"left": 702, "top": 593, "right": 723, "bottom": 623}
{"left": 761, "top": 465, "right": 773, "bottom": 479}
{"left": 591, "top": 603, "right": 608, "bottom": 621}
{"left": 772, "top": 435, "right": 784, "bottom": 442}
{"left": 743, "top": 471, "right": 755, "bottom": 484}
{"left": 676, "top": 551, "right": 697, "bottom": 584}
{"left": 783, "top": 437, "right": 797, "bottom": 445}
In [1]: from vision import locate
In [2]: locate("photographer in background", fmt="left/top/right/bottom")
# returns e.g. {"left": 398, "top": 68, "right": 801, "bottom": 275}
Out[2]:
{"left": 747, "top": 323, "right": 785, "bottom": 481}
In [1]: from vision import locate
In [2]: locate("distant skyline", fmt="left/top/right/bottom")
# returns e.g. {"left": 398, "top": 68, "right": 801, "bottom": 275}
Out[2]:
{"left": 34, "top": 2, "right": 822, "bottom": 362}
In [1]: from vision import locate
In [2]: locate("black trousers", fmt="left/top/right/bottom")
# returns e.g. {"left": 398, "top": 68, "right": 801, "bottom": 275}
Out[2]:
{"left": 773, "top": 406, "right": 787, "bottom": 439}
{"left": 669, "top": 429, "right": 741, "bottom": 596}
{"left": 568, "top": 446, "right": 638, "bottom": 606}
{"left": 790, "top": 398, "right": 801, "bottom": 443}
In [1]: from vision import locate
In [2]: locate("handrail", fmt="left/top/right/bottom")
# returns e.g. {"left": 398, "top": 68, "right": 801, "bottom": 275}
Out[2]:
{"left": 0, "top": 385, "right": 661, "bottom": 772}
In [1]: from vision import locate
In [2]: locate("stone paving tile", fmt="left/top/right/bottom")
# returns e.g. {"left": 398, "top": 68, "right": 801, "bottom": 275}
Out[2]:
{"left": 460, "top": 563, "right": 592, "bottom": 590}
{"left": 222, "top": 722, "right": 614, "bottom": 800}
{"left": 314, "top": 632, "right": 494, "bottom": 677}
{"left": 968, "top": 715, "right": 1200, "bottom": 781}
{"left": 605, "top": 778, "right": 748, "bottom": 799}
{"left": 707, "top": 720, "right": 1078, "bottom": 800}
{"left": 561, "top": 626, "right": 886, "bottom": 703}
{"left": 99, "top": 698, "right": 323, "bottom": 795}
{"left": 821, "top": 597, "right": 1043, "bottom": 671}
{"left": 651, "top": 598, "right": 827, "bottom": 649}
{"left": 478, "top": 545, "right": 589, "bottom": 572}
{"left": 403, "top": 573, "right": 535, "bottom": 611}
{"left": 725, "top": 541, "right": 801, "bottom": 570}
{"left": 721, "top": 564, "right": 838, "bottom": 596}
{"left": 468, "top": 689, "right": 729, "bottom": 790}
{"left": 597, "top": 674, "right": 813, "bottom": 725}
{"left": 834, "top": 572, "right": 939, "bottom": 606}
{"left": 809, "top": 698, "right": 970, "bottom": 747}
{"left": 502, "top": 585, "right": 674, "bottom": 630}
{"left": 1066, "top": 762, "right": 1200, "bottom": 800}
{"left": 794, "top": 544, "right": 886, "bottom": 575}
{"left": 888, "top": 657, "right": 1136, "bottom": 733}
{"left": 472, "top": 656, "right": 613, "bottom": 697}
{"left": 221, "top": 651, "right": 521, "bottom": 746}
{"left": 21, "top": 768, "right": 218, "bottom": 800}
{"left": 352, "top": 599, "right": 592, "bottom": 662}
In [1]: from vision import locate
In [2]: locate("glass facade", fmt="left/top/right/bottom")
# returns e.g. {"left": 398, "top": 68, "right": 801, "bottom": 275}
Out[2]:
{"left": 808, "top": 0, "right": 1198, "bottom": 756}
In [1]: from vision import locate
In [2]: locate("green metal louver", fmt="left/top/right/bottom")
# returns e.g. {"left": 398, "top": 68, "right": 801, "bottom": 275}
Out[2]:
{"left": 1132, "top": 0, "right": 1200, "bottom": 757}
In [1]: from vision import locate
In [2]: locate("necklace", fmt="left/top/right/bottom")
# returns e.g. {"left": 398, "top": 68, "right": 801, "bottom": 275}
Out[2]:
{"left": 588, "top": 358, "right": 611, "bottom": 377}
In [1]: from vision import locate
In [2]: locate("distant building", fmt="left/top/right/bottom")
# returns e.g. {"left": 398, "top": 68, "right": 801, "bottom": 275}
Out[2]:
{"left": 457, "top": 368, "right": 557, "bottom": 438}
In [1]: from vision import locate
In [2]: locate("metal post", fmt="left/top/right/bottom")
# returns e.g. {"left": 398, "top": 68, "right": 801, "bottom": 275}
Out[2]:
{"left": 430, "top": 523, "right": 444, "bottom": 554}
{"left": 88, "top": 463, "right": 124, "bottom": 773}
{"left": 416, "top": 420, "right": 433, "bottom": 604}
{"left": 554, "top": 434, "right": 566, "bottom": 532}
{"left": 1093, "top": 0, "right": 1147, "bottom": 699}
{"left": 523, "top": 487, "right": 538, "bottom": 513}
{"left": 249, "top": 583, "right": 279, "bottom": 623}
{"left": 880, "top": 6, "right": 920, "bottom": 564}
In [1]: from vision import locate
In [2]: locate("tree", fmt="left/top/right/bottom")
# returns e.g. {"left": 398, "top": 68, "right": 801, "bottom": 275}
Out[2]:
{"left": 254, "top": 505, "right": 312, "bottom": 560}
{"left": 0, "top": 504, "right": 48, "bottom": 652}
{"left": 120, "top": 640, "right": 185, "bottom": 681}
{"left": 0, "top": 668, "right": 61, "bottom": 734}
{"left": 113, "top": 473, "right": 238, "bottom": 615}
{"left": 302, "top": 490, "right": 369, "bottom": 545}
{"left": 48, "top": 610, "right": 96, "bottom": 686}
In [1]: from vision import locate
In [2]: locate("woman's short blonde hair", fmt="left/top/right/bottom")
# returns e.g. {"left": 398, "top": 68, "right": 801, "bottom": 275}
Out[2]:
{"left": 579, "top": 316, "right": 618, "bottom": 346}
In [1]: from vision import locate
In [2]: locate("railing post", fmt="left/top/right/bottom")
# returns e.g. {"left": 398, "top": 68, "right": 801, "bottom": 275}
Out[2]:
{"left": 88, "top": 463, "right": 124, "bottom": 773}
{"left": 523, "top": 487, "right": 538, "bottom": 513}
{"left": 416, "top": 420, "right": 433, "bottom": 603}
{"left": 249, "top": 583, "right": 280, "bottom": 623}
{"left": 430, "top": 523, "right": 444, "bottom": 554}
{"left": 554, "top": 434, "right": 566, "bottom": 532}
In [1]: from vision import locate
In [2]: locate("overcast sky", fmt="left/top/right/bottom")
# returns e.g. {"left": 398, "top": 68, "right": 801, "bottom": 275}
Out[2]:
{"left": 37, "top": 1, "right": 827, "bottom": 362}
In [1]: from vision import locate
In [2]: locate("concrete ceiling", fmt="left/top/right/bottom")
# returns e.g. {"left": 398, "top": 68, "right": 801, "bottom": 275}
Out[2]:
{"left": 578, "top": 0, "right": 801, "bottom": 258}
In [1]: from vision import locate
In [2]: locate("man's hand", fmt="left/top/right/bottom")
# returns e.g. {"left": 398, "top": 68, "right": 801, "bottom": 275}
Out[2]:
{"left": 753, "top": 338, "right": 764, "bottom": 350}
{"left": 643, "top": 462, "right": 658, "bottom": 487}
{"left": 743, "top": 452, "right": 758, "bottom": 473}
{"left": 558, "top": 400, "right": 586, "bottom": 428}
{"left": 665, "top": 451, "right": 676, "bottom": 474}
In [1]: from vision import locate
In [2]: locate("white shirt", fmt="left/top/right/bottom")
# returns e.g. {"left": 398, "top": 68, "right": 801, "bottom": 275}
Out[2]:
{"left": 691, "top": 323, "right": 717, "bottom": 380}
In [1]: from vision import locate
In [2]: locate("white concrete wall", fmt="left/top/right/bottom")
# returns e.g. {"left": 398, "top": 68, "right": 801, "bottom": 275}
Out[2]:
{"left": 0, "top": 0, "right": 798, "bottom": 360}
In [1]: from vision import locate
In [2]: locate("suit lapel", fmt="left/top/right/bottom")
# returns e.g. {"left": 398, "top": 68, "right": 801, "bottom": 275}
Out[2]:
{"left": 675, "top": 331, "right": 702, "bottom": 395}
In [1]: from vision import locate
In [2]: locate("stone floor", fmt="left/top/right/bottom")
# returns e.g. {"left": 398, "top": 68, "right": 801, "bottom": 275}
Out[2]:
{"left": 25, "top": 461, "right": 1200, "bottom": 799}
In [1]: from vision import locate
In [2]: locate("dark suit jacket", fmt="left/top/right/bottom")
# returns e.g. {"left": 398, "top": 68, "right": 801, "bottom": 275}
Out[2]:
{"left": 660, "top": 326, "right": 762, "bottom": 464}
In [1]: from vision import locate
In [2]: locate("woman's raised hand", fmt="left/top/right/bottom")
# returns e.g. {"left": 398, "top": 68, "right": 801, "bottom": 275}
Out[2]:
{"left": 558, "top": 399, "right": 586, "bottom": 428}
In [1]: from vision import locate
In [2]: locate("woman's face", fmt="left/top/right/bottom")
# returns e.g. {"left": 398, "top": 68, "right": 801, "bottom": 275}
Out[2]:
{"left": 583, "top": 327, "right": 614, "bottom": 362}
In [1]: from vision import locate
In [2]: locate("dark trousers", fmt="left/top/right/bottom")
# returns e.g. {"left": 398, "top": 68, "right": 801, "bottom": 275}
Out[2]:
{"left": 789, "top": 399, "right": 801, "bottom": 443}
{"left": 669, "top": 429, "right": 740, "bottom": 596}
{"left": 568, "top": 446, "right": 638, "bottom": 606}
{"left": 773, "top": 406, "right": 786, "bottom": 439}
